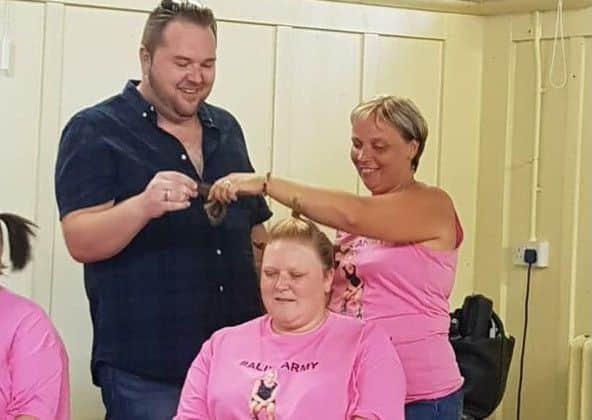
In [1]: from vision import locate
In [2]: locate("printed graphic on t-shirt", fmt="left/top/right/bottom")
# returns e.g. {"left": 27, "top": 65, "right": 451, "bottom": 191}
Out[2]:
{"left": 240, "top": 358, "right": 322, "bottom": 418}
{"left": 249, "top": 370, "right": 279, "bottom": 420}
{"left": 334, "top": 242, "right": 364, "bottom": 319}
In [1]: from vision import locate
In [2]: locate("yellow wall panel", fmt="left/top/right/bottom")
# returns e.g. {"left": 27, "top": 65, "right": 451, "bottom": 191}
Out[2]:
{"left": 575, "top": 38, "right": 591, "bottom": 338}
{"left": 0, "top": 1, "right": 45, "bottom": 297}
{"left": 363, "top": 35, "right": 443, "bottom": 184}
{"left": 272, "top": 27, "right": 362, "bottom": 222}
{"left": 439, "top": 14, "right": 483, "bottom": 307}
{"left": 59, "top": 7, "right": 145, "bottom": 122}
{"left": 54, "top": 6, "right": 148, "bottom": 419}
{"left": 208, "top": 22, "right": 275, "bottom": 175}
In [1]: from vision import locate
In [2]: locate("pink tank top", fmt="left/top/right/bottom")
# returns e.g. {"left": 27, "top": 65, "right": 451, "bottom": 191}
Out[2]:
{"left": 329, "top": 218, "right": 464, "bottom": 402}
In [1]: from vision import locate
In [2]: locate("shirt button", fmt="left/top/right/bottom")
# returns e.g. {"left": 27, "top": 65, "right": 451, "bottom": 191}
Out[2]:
{"left": 142, "top": 112, "right": 147, "bottom": 118}
{"left": 181, "top": 154, "right": 187, "bottom": 161}
{"left": 150, "top": 105, "right": 155, "bottom": 112}
{"left": 216, "top": 249, "right": 222, "bottom": 255}
{"left": 219, "top": 285, "right": 224, "bottom": 293}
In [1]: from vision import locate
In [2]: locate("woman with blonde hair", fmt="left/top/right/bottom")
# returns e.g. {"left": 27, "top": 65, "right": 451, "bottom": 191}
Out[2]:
{"left": 209, "top": 95, "right": 465, "bottom": 419}
{"left": 0, "top": 213, "right": 70, "bottom": 420}
{"left": 175, "top": 215, "right": 406, "bottom": 419}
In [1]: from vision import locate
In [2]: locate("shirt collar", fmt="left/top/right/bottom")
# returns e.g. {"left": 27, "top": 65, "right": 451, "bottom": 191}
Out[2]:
{"left": 121, "top": 80, "right": 217, "bottom": 129}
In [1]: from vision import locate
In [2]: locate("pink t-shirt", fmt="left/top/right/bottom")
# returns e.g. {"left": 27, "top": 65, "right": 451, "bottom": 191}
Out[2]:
{"left": 175, "top": 312, "right": 406, "bottom": 419}
{"left": 329, "top": 221, "right": 464, "bottom": 402}
{"left": 0, "top": 287, "right": 70, "bottom": 420}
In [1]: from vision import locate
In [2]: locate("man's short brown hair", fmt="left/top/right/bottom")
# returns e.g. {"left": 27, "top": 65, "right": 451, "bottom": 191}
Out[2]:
{"left": 142, "top": 0, "right": 217, "bottom": 55}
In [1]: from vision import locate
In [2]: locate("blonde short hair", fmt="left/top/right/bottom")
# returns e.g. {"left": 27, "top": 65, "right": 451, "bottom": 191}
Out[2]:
{"left": 268, "top": 217, "right": 334, "bottom": 271}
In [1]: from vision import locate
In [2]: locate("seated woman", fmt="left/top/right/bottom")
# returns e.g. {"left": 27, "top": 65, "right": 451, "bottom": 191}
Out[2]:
{"left": 0, "top": 213, "right": 70, "bottom": 420}
{"left": 174, "top": 216, "right": 406, "bottom": 420}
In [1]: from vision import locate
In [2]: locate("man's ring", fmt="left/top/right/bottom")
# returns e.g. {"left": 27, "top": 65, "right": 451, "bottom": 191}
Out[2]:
{"left": 223, "top": 180, "right": 232, "bottom": 189}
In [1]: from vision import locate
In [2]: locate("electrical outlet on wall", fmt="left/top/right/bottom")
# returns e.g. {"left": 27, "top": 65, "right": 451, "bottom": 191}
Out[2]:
{"left": 512, "top": 240, "right": 550, "bottom": 268}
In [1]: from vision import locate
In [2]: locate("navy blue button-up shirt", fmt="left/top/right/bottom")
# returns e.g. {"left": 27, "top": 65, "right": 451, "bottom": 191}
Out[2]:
{"left": 55, "top": 81, "right": 272, "bottom": 386}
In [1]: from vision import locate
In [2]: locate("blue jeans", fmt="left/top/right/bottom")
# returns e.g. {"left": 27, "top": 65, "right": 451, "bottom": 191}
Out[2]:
{"left": 405, "top": 388, "right": 464, "bottom": 420}
{"left": 97, "top": 364, "right": 182, "bottom": 420}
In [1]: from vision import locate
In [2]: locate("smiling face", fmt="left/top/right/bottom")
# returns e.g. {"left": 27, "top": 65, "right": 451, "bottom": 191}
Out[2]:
{"left": 140, "top": 19, "right": 216, "bottom": 122}
{"left": 261, "top": 239, "right": 333, "bottom": 334}
{"left": 350, "top": 115, "right": 419, "bottom": 195}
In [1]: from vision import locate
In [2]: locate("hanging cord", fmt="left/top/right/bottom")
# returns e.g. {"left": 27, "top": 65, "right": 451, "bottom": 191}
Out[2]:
{"left": 517, "top": 249, "right": 537, "bottom": 420}
{"left": 548, "top": 0, "right": 567, "bottom": 89}
{"left": 516, "top": 264, "right": 532, "bottom": 420}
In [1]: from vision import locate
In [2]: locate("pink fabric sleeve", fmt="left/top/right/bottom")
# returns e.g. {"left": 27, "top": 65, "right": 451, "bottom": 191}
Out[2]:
{"left": 174, "top": 340, "right": 213, "bottom": 420}
{"left": 7, "top": 309, "right": 70, "bottom": 420}
{"left": 351, "top": 324, "right": 406, "bottom": 420}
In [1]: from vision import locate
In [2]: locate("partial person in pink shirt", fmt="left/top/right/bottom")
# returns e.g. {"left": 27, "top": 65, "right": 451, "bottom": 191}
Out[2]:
{"left": 209, "top": 95, "right": 464, "bottom": 420}
{"left": 0, "top": 213, "right": 70, "bottom": 420}
{"left": 175, "top": 216, "right": 406, "bottom": 420}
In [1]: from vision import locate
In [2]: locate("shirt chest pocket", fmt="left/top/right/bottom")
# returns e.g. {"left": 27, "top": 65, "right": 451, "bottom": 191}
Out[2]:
{"left": 113, "top": 157, "right": 158, "bottom": 202}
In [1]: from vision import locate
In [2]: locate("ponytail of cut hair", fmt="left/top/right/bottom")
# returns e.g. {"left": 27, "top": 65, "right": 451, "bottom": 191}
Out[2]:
{"left": 0, "top": 213, "right": 37, "bottom": 271}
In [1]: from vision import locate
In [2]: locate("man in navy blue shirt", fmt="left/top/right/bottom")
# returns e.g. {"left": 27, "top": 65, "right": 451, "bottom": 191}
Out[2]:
{"left": 55, "top": 1, "right": 271, "bottom": 418}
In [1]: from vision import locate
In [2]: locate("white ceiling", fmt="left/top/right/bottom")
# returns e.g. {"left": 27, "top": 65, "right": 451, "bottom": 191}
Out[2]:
{"left": 321, "top": 0, "right": 592, "bottom": 15}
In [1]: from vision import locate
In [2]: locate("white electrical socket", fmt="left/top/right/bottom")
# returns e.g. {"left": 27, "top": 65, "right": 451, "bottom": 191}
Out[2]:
{"left": 512, "top": 240, "right": 550, "bottom": 268}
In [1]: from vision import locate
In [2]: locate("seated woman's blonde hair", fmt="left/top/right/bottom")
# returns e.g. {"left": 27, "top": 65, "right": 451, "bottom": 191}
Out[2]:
{"left": 268, "top": 215, "right": 334, "bottom": 272}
